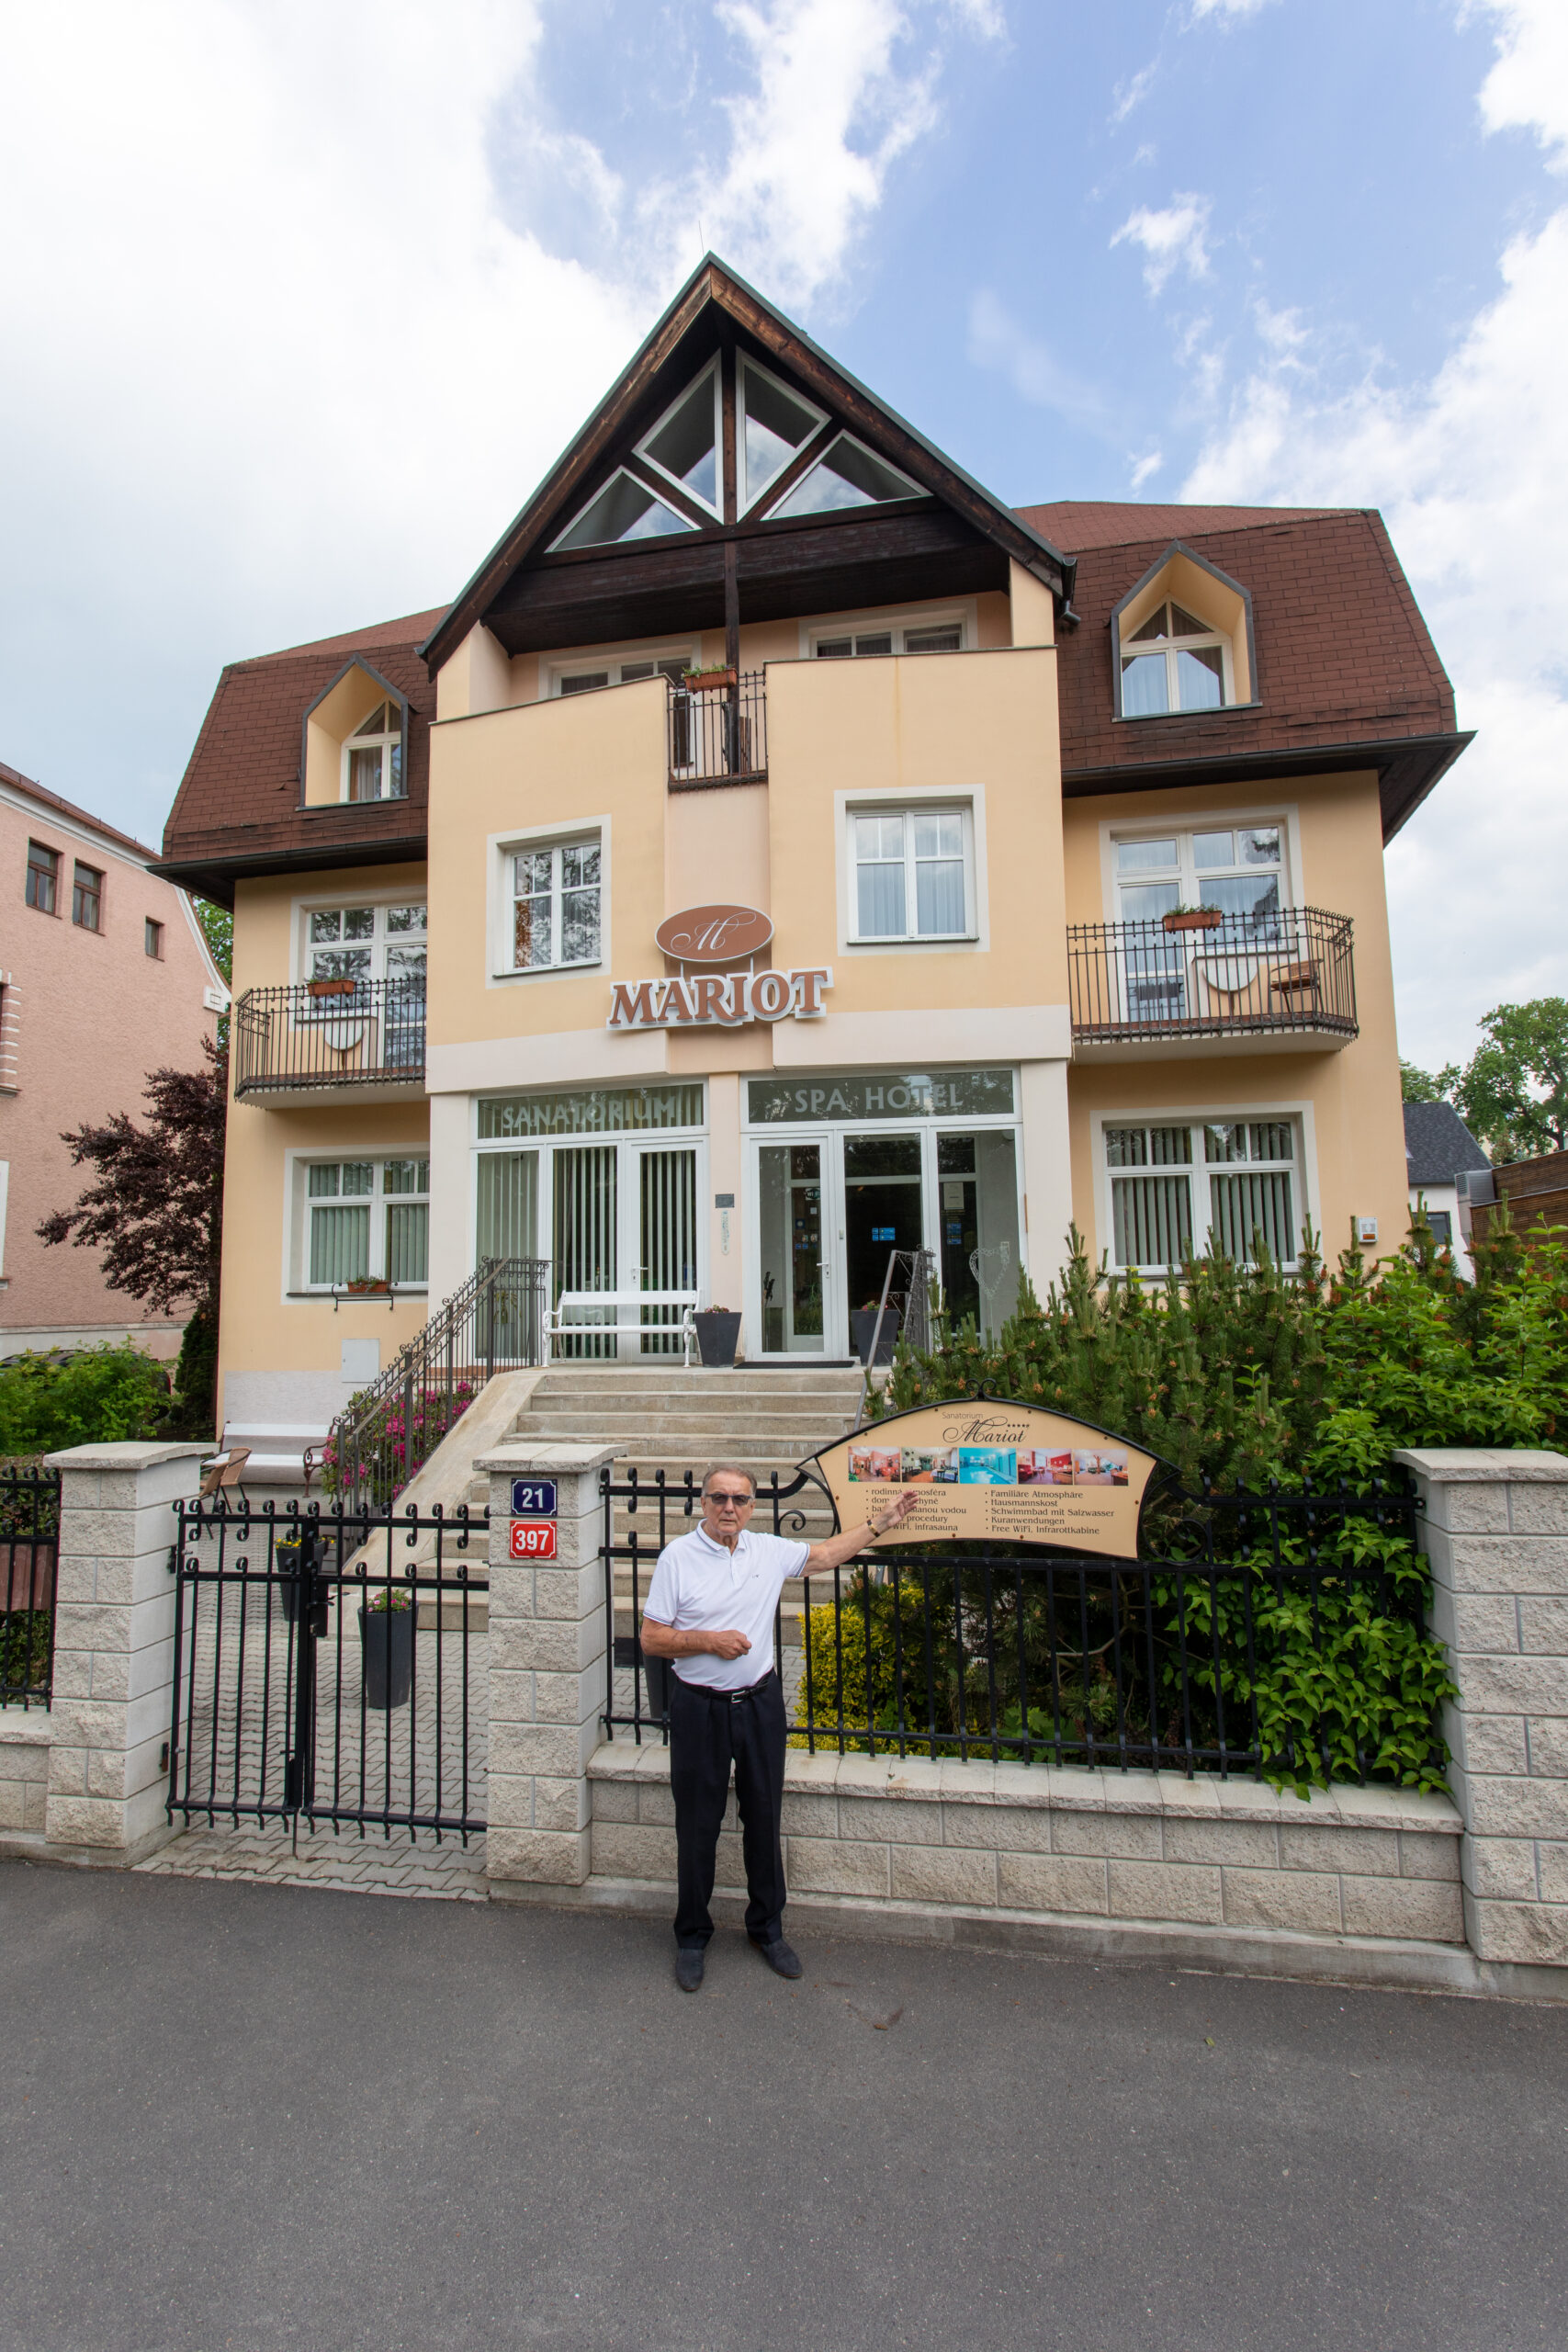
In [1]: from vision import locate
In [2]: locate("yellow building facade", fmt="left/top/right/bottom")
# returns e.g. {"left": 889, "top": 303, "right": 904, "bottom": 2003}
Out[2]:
{"left": 157, "top": 259, "right": 1468, "bottom": 1448}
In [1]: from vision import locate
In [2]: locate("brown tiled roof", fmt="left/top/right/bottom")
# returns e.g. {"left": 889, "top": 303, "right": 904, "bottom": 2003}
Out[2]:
{"left": 1013, "top": 502, "right": 1467, "bottom": 837}
{"left": 0, "top": 756, "right": 163, "bottom": 865}
{"left": 158, "top": 613, "right": 445, "bottom": 905}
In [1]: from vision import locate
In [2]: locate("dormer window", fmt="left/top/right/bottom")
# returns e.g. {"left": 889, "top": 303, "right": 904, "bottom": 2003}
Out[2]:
{"left": 1120, "top": 603, "right": 1228, "bottom": 717}
{"left": 344, "top": 701, "right": 404, "bottom": 801}
{"left": 1110, "top": 542, "right": 1257, "bottom": 721}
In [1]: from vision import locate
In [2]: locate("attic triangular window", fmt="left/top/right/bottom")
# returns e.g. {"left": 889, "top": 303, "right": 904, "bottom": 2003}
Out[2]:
{"left": 551, "top": 469, "right": 697, "bottom": 553}
{"left": 771, "top": 432, "right": 920, "bottom": 520}
{"left": 637, "top": 360, "right": 720, "bottom": 516}
{"left": 354, "top": 700, "right": 399, "bottom": 736}
{"left": 739, "top": 357, "right": 825, "bottom": 513}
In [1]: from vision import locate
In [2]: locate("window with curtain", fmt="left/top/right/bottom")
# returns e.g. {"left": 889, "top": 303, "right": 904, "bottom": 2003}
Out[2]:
{"left": 1105, "top": 1119, "right": 1300, "bottom": 1272}
{"left": 343, "top": 701, "right": 404, "bottom": 801}
{"left": 851, "top": 806, "right": 970, "bottom": 941}
{"left": 1118, "top": 601, "right": 1232, "bottom": 718}
{"left": 304, "top": 1159, "right": 428, "bottom": 1289}
{"left": 512, "top": 840, "right": 601, "bottom": 970}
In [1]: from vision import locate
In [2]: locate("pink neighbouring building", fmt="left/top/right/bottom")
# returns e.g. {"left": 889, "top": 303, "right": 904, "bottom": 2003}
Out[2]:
{"left": 0, "top": 759, "right": 230, "bottom": 1359}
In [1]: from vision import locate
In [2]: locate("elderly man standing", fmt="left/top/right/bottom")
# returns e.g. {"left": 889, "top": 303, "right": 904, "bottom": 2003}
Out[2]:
{"left": 640, "top": 1462, "right": 917, "bottom": 1992}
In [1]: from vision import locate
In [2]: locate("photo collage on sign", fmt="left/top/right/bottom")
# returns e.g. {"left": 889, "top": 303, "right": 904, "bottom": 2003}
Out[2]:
{"left": 847, "top": 1442, "right": 1129, "bottom": 1488}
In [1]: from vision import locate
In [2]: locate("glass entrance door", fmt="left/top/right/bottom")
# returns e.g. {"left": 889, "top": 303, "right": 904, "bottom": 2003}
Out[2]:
{"left": 758, "top": 1144, "right": 826, "bottom": 1353}
{"left": 842, "top": 1134, "right": 924, "bottom": 1323}
{"left": 552, "top": 1145, "right": 617, "bottom": 1357}
{"left": 637, "top": 1147, "right": 697, "bottom": 1356}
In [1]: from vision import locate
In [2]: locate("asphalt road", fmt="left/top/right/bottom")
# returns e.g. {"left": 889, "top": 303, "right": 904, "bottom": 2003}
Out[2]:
{"left": 2, "top": 1859, "right": 1564, "bottom": 2352}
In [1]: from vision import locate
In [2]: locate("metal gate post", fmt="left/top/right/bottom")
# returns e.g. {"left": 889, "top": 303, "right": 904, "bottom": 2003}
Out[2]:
{"left": 285, "top": 1519, "right": 319, "bottom": 1816}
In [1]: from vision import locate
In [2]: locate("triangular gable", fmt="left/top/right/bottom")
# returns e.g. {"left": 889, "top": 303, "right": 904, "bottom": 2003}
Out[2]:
{"left": 420, "top": 254, "right": 1074, "bottom": 673}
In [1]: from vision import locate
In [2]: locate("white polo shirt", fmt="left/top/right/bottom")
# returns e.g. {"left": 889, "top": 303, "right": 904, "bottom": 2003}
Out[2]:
{"left": 642, "top": 1522, "right": 811, "bottom": 1692}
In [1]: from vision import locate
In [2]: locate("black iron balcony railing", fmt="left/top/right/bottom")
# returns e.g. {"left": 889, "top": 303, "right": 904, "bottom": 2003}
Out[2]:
{"left": 667, "top": 671, "right": 767, "bottom": 788}
{"left": 233, "top": 977, "right": 426, "bottom": 1098}
{"left": 1068, "top": 907, "right": 1357, "bottom": 1048}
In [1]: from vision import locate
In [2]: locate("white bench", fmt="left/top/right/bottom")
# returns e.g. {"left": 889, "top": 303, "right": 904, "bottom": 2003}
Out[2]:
{"left": 546, "top": 1289, "right": 699, "bottom": 1366}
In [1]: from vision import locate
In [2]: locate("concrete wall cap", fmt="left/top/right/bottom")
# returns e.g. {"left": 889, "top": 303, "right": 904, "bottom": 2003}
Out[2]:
{"left": 1393, "top": 1447, "right": 1568, "bottom": 1482}
{"left": 477, "top": 1444, "right": 626, "bottom": 1474}
{"left": 45, "top": 1442, "right": 210, "bottom": 1470}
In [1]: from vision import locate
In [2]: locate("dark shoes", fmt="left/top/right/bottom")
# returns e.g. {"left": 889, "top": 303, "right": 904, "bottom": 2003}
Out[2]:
{"left": 675, "top": 1948, "right": 705, "bottom": 1993}
{"left": 751, "top": 1936, "right": 804, "bottom": 1980}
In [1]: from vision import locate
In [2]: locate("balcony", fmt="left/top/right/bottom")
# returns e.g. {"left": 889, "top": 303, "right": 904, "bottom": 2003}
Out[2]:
{"left": 232, "top": 978, "right": 425, "bottom": 1104}
{"left": 667, "top": 670, "right": 767, "bottom": 790}
{"left": 1068, "top": 908, "right": 1357, "bottom": 1058}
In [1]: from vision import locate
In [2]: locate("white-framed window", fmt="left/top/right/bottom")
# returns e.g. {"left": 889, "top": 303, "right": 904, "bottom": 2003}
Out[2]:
{"left": 738, "top": 356, "right": 827, "bottom": 513}
{"left": 1104, "top": 1118, "right": 1301, "bottom": 1273}
{"left": 1114, "top": 825, "right": 1284, "bottom": 929}
{"left": 635, "top": 358, "right": 721, "bottom": 518}
{"left": 772, "top": 431, "right": 920, "bottom": 521}
{"left": 1118, "top": 601, "right": 1232, "bottom": 718}
{"left": 850, "top": 803, "right": 972, "bottom": 942}
{"left": 551, "top": 650, "right": 693, "bottom": 697}
{"left": 304, "top": 1158, "right": 429, "bottom": 1290}
{"left": 812, "top": 614, "right": 964, "bottom": 660}
{"left": 549, "top": 469, "right": 697, "bottom": 553}
{"left": 512, "top": 839, "right": 602, "bottom": 972}
{"left": 342, "top": 700, "right": 405, "bottom": 801}
{"left": 302, "top": 899, "right": 427, "bottom": 985}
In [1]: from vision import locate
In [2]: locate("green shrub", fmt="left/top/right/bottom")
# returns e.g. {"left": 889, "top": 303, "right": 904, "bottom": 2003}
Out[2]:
{"left": 0, "top": 1344, "right": 171, "bottom": 1454}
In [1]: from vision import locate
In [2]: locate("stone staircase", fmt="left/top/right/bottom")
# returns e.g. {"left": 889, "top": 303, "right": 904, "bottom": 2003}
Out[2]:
{"left": 479, "top": 1363, "right": 867, "bottom": 1648}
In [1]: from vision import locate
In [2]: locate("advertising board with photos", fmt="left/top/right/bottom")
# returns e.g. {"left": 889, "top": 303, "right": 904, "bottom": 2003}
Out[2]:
{"left": 809, "top": 1398, "right": 1160, "bottom": 1558}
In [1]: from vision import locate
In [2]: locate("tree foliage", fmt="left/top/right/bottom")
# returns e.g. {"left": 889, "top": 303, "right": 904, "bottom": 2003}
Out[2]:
{"left": 1450, "top": 998, "right": 1568, "bottom": 1161}
{"left": 0, "top": 1345, "right": 171, "bottom": 1454}
{"left": 1401, "top": 1057, "right": 1460, "bottom": 1103}
{"left": 194, "top": 897, "right": 232, "bottom": 984}
{"left": 37, "top": 1039, "right": 227, "bottom": 1435}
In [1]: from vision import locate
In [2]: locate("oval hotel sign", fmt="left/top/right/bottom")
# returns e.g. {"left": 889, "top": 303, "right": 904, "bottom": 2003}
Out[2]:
{"left": 655, "top": 903, "right": 773, "bottom": 965}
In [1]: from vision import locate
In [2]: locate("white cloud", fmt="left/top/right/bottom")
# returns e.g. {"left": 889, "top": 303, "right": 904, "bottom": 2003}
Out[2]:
{"left": 1129, "top": 450, "right": 1164, "bottom": 490}
{"left": 1188, "top": 0, "right": 1277, "bottom": 18}
{"left": 967, "top": 290, "right": 1125, "bottom": 441}
{"left": 1111, "top": 61, "right": 1159, "bottom": 125}
{"left": 0, "top": 0, "right": 984, "bottom": 846}
{"left": 1111, "top": 194, "right": 1213, "bottom": 295}
{"left": 1181, "top": 127, "right": 1568, "bottom": 1067}
{"left": 1472, "top": 0, "right": 1568, "bottom": 164}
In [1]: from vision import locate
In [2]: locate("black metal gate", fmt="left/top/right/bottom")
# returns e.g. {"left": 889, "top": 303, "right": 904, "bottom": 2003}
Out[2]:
{"left": 167, "top": 1497, "right": 489, "bottom": 1840}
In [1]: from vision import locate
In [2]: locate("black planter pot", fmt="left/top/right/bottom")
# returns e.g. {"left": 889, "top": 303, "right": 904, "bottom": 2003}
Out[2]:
{"left": 694, "top": 1309, "right": 742, "bottom": 1369}
{"left": 851, "top": 1306, "right": 901, "bottom": 1367}
{"left": 359, "top": 1603, "right": 415, "bottom": 1709}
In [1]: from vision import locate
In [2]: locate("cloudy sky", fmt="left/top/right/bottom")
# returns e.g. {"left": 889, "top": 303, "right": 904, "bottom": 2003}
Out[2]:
{"left": 2, "top": 0, "right": 1562, "bottom": 1070}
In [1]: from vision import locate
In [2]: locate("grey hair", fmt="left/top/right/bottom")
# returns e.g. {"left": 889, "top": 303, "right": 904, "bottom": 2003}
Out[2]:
{"left": 702, "top": 1462, "right": 758, "bottom": 1498}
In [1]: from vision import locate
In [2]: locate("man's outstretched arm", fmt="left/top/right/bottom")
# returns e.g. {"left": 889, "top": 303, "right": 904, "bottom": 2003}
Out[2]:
{"left": 639, "top": 1618, "right": 752, "bottom": 1661}
{"left": 802, "top": 1488, "right": 918, "bottom": 1577}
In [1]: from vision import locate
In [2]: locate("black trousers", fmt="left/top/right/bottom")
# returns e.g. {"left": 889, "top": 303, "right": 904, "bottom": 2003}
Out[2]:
{"left": 669, "top": 1670, "right": 788, "bottom": 1950}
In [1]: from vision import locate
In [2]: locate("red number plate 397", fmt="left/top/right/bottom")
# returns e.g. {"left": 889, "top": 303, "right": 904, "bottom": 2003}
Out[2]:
{"left": 509, "top": 1520, "right": 558, "bottom": 1559}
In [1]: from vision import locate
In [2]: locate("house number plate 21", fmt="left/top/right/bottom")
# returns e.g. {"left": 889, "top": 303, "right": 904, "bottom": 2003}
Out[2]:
{"left": 509, "top": 1521, "right": 558, "bottom": 1560}
{"left": 511, "top": 1478, "right": 557, "bottom": 1517}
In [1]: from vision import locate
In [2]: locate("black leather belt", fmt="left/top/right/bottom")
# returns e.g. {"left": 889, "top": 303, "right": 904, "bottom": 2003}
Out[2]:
{"left": 687, "top": 1669, "right": 776, "bottom": 1704}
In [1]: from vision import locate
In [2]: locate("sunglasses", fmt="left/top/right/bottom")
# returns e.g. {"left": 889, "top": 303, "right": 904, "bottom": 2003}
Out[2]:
{"left": 706, "top": 1490, "right": 754, "bottom": 1508}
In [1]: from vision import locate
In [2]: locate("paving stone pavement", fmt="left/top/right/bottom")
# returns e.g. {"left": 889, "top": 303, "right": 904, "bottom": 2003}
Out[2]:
{"left": 140, "top": 1819, "right": 490, "bottom": 1898}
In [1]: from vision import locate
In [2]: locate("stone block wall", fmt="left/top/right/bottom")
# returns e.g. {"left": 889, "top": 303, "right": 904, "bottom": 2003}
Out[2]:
{"left": 0, "top": 1716, "right": 51, "bottom": 1851}
{"left": 1398, "top": 1447, "right": 1568, "bottom": 1969}
{"left": 587, "top": 1744, "right": 1464, "bottom": 1955}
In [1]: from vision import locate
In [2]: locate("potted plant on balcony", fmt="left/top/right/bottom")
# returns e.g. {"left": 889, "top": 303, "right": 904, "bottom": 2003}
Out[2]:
{"left": 344, "top": 1275, "right": 392, "bottom": 1295}
{"left": 682, "top": 665, "right": 737, "bottom": 691}
{"left": 694, "top": 1304, "right": 742, "bottom": 1368}
{"left": 359, "top": 1586, "right": 415, "bottom": 1710}
{"left": 307, "top": 976, "right": 360, "bottom": 998}
{"left": 1162, "top": 903, "right": 1225, "bottom": 933}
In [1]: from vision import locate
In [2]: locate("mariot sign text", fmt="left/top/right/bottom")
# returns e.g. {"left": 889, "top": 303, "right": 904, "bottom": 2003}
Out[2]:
{"left": 809, "top": 1399, "right": 1160, "bottom": 1557}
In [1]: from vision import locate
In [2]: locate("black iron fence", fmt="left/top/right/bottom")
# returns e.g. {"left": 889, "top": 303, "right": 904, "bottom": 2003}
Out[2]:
{"left": 1068, "top": 907, "right": 1357, "bottom": 1047}
{"left": 601, "top": 1471, "right": 1448, "bottom": 1790}
{"left": 668, "top": 672, "right": 767, "bottom": 788}
{"left": 168, "top": 1497, "right": 488, "bottom": 1839}
{"left": 1, "top": 1465, "right": 61, "bottom": 1709}
{"left": 232, "top": 976, "right": 426, "bottom": 1097}
{"left": 316, "top": 1256, "right": 548, "bottom": 1509}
